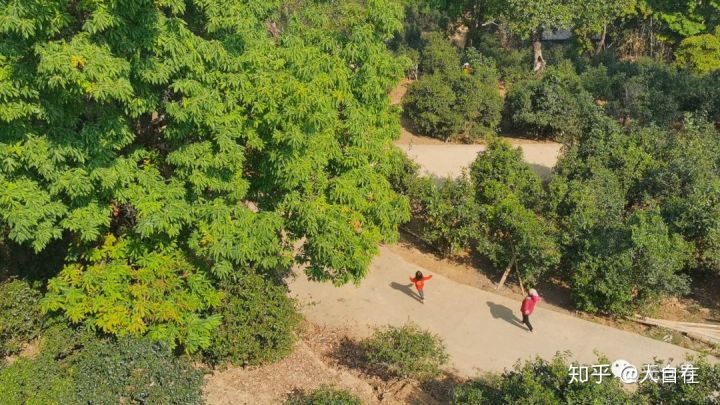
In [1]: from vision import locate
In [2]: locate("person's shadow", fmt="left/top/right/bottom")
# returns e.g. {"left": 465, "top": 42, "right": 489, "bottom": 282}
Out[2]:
{"left": 486, "top": 301, "right": 526, "bottom": 330}
{"left": 390, "top": 282, "right": 423, "bottom": 303}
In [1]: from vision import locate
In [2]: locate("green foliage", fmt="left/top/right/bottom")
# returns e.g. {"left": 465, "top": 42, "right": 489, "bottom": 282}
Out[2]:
{"left": 420, "top": 32, "right": 460, "bottom": 75}
{"left": 0, "top": 322, "right": 204, "bottom": 405}
{"left": 42, "top": 235, "right": 222, "bottom": 352}
{"left": 548, "top": 119, "right": 717, "bottom": 314}
{"left": 570, "top": 209, "right": 692, "bottom": 314}
{"left": 499, "top": 0, "right": 575, "bottom": 39}
{"left": 452, "top": 353, "right": 637, "bottom": 404}
{"left": 403, "top": 74, "right": 462, "bottom": 139}
{"left": 469, "top": 32, "right": 532, "bottom": 85}
{"left": 636, "top": 356, "right": 720, "bottom": 404}
{"left": 675, "top": 28, "right": 720, "bottom": 73}
{"left": 472, "top": 138, "right": 560, "bottom": 285}
{"left": 287, "top": 385, "right": 362, "bottom": 405}
{"left": 579, "top": 58, "right": 717, "bottom": 126}
{"left": 1, "top": 0, "right": 409, "bottom": 344}
{"left": 0, "top": 349, "right": 76, "bottom": 404}
{"left": 364, "top": 323, "right": 449, "bottom": 380}
{"left": 0, "top": 279, "right": 43, "bottom": 357}
{"left": 505, "top": 64, "right": 598, "bottom": 141}
{"left": 407, "top": 174, "right": 481, "bottom": 256}
{"left": 648, "top": 0, "right": 720, "bottom": 39}
{"left": 72, "top": 336, "right": 205, "bottom": 405}
{"left": 404, "top": 72, "right": 501, "bottom": 141}
{"left": 204, "top": 272, "right": 299, "bottom": 366}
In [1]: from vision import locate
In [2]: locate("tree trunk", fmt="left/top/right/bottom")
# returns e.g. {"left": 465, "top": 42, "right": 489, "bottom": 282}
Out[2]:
{"left": 532, "top": 29, "right": 545, "bottom": 73}
{"left": 517, "top": 271, "right": 526, "bottom": 297}
{"left": 595, "top": 24, "right": 607, "bottom": 55}
{"left": 496, "top": 251, "right": 517, "bottom": 290}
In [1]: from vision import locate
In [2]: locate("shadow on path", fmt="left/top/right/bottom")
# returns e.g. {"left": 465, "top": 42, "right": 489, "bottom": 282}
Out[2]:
{"left": 390, "top": 282, "right": 423, "bottom": 303}
{"left": 487, "top": 301, "right": 526, "bottom": 330}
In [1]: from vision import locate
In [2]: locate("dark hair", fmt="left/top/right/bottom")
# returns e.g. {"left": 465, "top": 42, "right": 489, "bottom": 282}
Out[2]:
{"left": 415, "top": 271, "right": 423, "bottom": 281}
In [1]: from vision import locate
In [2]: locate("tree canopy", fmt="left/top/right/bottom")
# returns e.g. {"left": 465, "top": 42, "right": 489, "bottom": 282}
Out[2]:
{"left": 0, "top": 0, "right": 409, "bottom": 349}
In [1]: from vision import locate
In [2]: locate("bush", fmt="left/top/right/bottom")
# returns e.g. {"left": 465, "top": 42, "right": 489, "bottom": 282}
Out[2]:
{"left": 403, "top": 72, "right": 501, "bottom": 141}
{"left": 0, "top": 349, "right": 76, "bottom": 404}
{"left": 73, "top": 337, "right": 205, "bottom": 404}
{"left": 403, "top": 74, "right": 462, "bottom": 139}
{"left": 0, "top": 322, "right": 204, "bottom": 405}
{"left": 420, "top": 32, "right": 459, "bottom": 75}
{"left": 364, "top": 323, "right": 448, "bottom": 380}
{"left": 637, "top": 356, "right": 720, "bottom": 404}
{"left": 452, "top": 353, "right": 633, "bottom": 404}
{"left": 287, "top": 385, "right": 362, "bottom": 405}
{"left": 504, "top": 63, "right": 598, "bottom": 141}
{"left": 453, "top": 353, "right": 720, "bottom": 404}
{"left": 407, "top": 174, "right": 481, "bottom": 256}
{"left": 0, "top": 279, "right": 44, "bottom": 357}
{"left": 204, "top": 272, "right": 300, "bottom": 366}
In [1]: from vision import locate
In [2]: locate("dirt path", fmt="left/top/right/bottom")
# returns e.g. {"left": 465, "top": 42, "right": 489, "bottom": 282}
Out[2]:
{"left": 396, "top": 142, "right": 562, "bottom": 179}
{"left": 288, "top": 246, "right": 698, "bottom": 377}
{"left": 391, "top": 79, "right": 563, "bottom": 179}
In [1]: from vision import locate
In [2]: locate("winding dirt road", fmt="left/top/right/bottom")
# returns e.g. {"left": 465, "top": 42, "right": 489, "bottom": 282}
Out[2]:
{"left": 289, "top": 246, "right": 697, "bottom": 377}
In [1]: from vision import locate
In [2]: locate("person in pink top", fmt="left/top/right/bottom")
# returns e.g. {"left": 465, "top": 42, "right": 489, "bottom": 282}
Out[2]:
{"left": 520, "top": 288, "right": 542, "bottom": 332}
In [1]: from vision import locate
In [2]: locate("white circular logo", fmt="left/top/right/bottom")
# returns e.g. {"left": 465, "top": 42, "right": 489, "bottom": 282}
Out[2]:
{"left": 611, "top": 359, "right": 638, "bottom": 383}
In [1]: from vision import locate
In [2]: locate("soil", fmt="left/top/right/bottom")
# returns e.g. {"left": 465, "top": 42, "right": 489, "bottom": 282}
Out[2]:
{"left": 203, "top": 321, "right": 444, "bottom": 404}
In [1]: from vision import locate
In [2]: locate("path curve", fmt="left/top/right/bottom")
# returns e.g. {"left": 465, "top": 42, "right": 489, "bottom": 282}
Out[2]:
{"left": 396, "top": 142, "right": 562, "bottom": 180}
{"left": 289, "top": 246, "right": 697, "bottom": 377}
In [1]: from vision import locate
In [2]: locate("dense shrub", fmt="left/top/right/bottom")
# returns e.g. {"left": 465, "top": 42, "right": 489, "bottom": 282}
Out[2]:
{"left": 469, "top": 31, "right": 532, "bottom": 85}
{"left": 403, "top": 72, "right": 501, "bottom": 141}
{"left": 0, "top": 279, "right": 44, "bottom": 357}
{"left": 204, "top": 272, "right": 300, "bottom": 366}
{"left": 637, "top": 356, "right": 720, "bottom": 404}
{"left": 404, "top": 74, "right": 462, "bottom": 139}
{"left": 462, "top": 47, "right": 501, "bottom": 86}
{"left": 364, "top": 323, "right": 448, "bottom": 380}
{"left": 452, "top": 354, "right": 631, "bottom": 404}
{"left": 0, "top": 322, "right": 204, "bottom": 404}
{"left": 0, "top": 349, "right": 76, "bottom": 404}
{"left": 453, "top": 354, "right": 720, "bottom": 404}
{"left": 504, "top": 64, "right": 598, "bottom": 141}
{"left": 548, "top": 121, "right": 715, "bottom": 314}
{"left": 505, "top": 61, "right": 596, "bottom": 140}
{"left": 406, "top": 174, "right": 481, "bottom": 256}
{"left": 73, "top": 337, "right": 205, "bottom": 404}
{"left": 420, "top": 32, "right": 460, "bottom": 75}
{"left": 287, "top": 385, "right": 362, "bottom": 405}
{"left": 580, "top": 58, "right": 717, "bottom": 126}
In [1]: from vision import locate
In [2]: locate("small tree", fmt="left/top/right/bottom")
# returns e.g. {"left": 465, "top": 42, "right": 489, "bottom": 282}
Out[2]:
{"left": 471, "top": 138, "right": 559, "bottom": 290}
{"left": 407, "top": 175, "right": 482, "bottom": 257}
{"left": 420, "top": 32, "right": 460, "bottom": 75}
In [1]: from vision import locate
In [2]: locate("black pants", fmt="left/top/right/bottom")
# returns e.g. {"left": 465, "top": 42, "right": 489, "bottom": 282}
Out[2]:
{"left": 522, "top": 314, "right": 533, "bottom": 331}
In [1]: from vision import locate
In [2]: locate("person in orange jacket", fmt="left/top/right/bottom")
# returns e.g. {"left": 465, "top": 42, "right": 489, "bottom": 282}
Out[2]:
{"left": 410, "top": 270, "right": 432, "bottom": 302}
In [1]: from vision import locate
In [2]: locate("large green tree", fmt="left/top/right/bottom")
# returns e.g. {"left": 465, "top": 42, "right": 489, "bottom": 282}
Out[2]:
{"left": 0, "top": 0, "right": 409, "bottom": 350}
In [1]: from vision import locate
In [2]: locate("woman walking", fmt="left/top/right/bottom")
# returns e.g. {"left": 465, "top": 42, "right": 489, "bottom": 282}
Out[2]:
{"left": 409, "top": 271, "right": 432, "bottom": 303}
{"left": 520, "top": 289, "right": 542, "bottom": 332}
